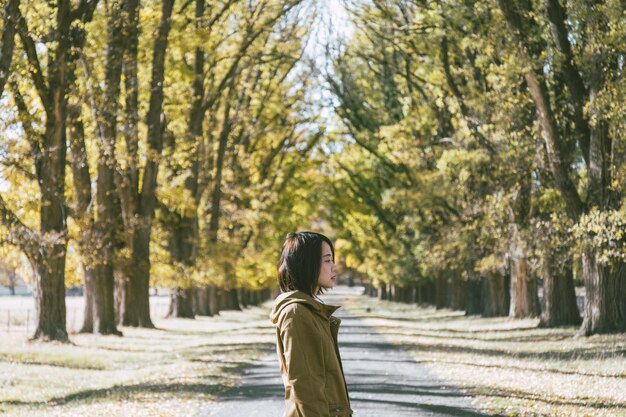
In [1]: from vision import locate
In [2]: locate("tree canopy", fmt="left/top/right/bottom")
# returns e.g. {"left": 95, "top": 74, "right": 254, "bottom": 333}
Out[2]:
{"left": 0, "top": 0, "right": 624, "bottom": 340}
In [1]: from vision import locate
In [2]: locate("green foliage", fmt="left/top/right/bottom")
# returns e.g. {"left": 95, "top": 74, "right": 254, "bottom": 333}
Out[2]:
{"left": 572, "top": 208, "right": 626, "bottom": 264}
{"left": 1, "top": 0, "right": 625, "bottom": 302}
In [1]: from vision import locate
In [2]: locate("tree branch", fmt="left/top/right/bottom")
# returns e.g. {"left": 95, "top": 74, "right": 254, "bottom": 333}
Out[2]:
{"left": 70, "top": 0, "right": 99, "bottom": 23}
{"left": 544, "top": 0, "right": 590, "bottom": 165}
{"left": 337, "top": 161, "right": 398, "bottom": 233}
{"left": 497, "top": 0, "right": 583, "bottom": 219}
{"left": 440, "top": 35, "right": 496, "bottom": 156}
{"left": 10, "top": 80, "right": 43, "bottom": 179}
{"left": 0, "top": 0, "right": 20, "bottom": 97}
{"left": 15, "top": 10, "right": 49, "bottom": 110}
{"left": 0, "top": 193, "right": 38, "bottom": 257}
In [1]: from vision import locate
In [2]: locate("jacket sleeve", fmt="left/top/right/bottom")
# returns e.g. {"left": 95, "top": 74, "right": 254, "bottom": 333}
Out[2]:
{"left": 279, "top": 304, "right": 329, "bottom": 417}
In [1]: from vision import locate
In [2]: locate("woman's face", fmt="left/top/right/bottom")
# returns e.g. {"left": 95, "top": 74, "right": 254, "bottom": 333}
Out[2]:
{"left": 317, "top": 241, "right": 337, "bottom": 292}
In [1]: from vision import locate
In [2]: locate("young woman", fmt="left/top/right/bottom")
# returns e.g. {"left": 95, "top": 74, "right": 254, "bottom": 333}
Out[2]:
{"left": 270, "top": 232, "right": 353, "bottom": 417}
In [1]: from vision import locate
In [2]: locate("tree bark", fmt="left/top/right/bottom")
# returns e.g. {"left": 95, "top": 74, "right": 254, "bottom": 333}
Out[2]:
{"left": 389, "top": 284, "right": 397, "bottom": 301}
{"left": 117, "top": 0, "right": 175, "bottom": 327}
{"left": 168, "top": 287, "right": 195, "bottom": 318}
{"left": 195, "top": 287, "right": 210, "bottom": 316}
{"left": 208, "top": 285, "right": 220, "bottom": 316}
{"left": 219, "top": 288, "right": 242, "bottom": 311}
{"left": 31, "top": 2, "right": 71, "bottom": 341}
{"left": 0, "top": 0, "right": 20, "bottom": 97}
{"left": 31, "top": 250, "right": 67, "bottom": 341}
{"left": 116, "top": 0, "right": 140, "bottom": 327}
{"left": 450, "top": 273, "right": 466, "bottom": 311}
{"left": 539, "top": 261, "right": 581, "bottom": 328}
{"left": 79, "top": 265, "right": 95, "bottom": 332}
{"left": 378, "top": 282, "right": 387, "bottom": 300}
{"left": 6, "top": 270, "right": 16, "bottom": 295}
{"left": 578, "top": 251, "right": 626, "bottom": 335}
{"left": 465, "top": 273, "right": 483, "bottom": 315}
{"left": 508, "top": 226, "right": 540, "bottom": 318}
{"left": 67, "top": 83, "right": 95, "bottom": 334}
{"left": 239, "top": 288, "right": 248, "bottom": 308}
{"left": 436, "top": 273, "right": 448, "bottom": 309}
{"left": 482, "top": 272, "right": 509, "bottom": 317}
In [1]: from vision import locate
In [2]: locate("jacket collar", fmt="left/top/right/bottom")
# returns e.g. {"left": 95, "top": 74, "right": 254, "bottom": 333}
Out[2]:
{"left": 270, "top": 290, "right": 341, "bottom": 323}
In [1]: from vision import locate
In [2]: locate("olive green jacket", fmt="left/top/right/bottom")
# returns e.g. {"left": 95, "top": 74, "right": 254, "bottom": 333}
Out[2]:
{"left": 270, "top": 290, "right": 353, "bottom": 417}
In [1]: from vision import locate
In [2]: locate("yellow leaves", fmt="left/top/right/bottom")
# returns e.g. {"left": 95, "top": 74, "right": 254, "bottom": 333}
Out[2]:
{"left": 572, "top": 208, "right": 626, "bottom": 264}
{"left": 475, "top": 253, "right": 506, "bottom": 275}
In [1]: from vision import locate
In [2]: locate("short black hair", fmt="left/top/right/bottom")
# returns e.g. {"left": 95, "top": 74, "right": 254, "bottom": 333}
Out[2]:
{"left": 277, "top": 231, "right": 335, "bottom": 296}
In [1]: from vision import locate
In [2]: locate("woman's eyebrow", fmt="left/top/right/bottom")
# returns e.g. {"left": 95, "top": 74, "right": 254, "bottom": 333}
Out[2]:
{"left": 323, "top": 253, "right": 333, "bottom": 258}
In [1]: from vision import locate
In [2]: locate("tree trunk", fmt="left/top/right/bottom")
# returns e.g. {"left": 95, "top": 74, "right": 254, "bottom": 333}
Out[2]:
{"left": 116, "top": 0, "right": 140, "bottom": 323}
{"left": 482, "top": 272, "right": 509, "bottom": 317}
{"left": 416, "top": 284, "right": 424, "bottom": 304}
{"left": 118, "top": 227, "right": 154, "bottom": 327}
{"left": 378, "top": 282, "right": 387, "bottom": 300}
{"left": 389, "top": 284, "right": 397, "bottom": 301}
{"left": 168, "top": 287, "right": 195, "bottom": 318}
{"left": 465, "top": 274, "right": 483, "bottom": 315}
{"left": 247, "top": 289, "right": 257, "bottom": 306}
{"left": 8, "top": 273, "right": 16, "bottom": 296}
{"left": 83, "top": 0, "right": 126, "bottom": 336}
{"left": 239, "top": 288, "right": 248, "bottom": 308}
{"left": 208, "top": 285, "right": 220, "bottom": 316}
{"left": 423, "top": 281, "right": 432, "bottom": 305}
{"left": 32, "top": 249, "right": 68, "bottom": 341}
{"left": 450, "top": 273, "right": 466, "bottom": 311}
{"left": 115, "top": 268, "right": 130, "bottom": 324}
{"left": 436, "top": 273, "right": 447, "bottom": 309}
{"left": 195, "top": 287, "right": 210, "bottom": 316}
{"left": 219, "top": 288, "right": 242, "bottom": 311}
{"left": 252, "top": 290, "right": 262, "bottom": 306}
{"left": 217, "top": 288, "right": 227, "bottom": 310}
{"left": 162, "top": 0, "right": 205, "bottom": 320}
{"left": 31, "top": 1, "right": 72, "bottom": 341}
{"left": 578, "top": 251, "right": 626, "bottom": 335}
{"left": 116, "top": 0, "right": 175, "bottom": 328}
{"left": 508, "top": 228, "right": 540, "bottom": 318}
{"left": 80, "top": 265, "right": 95, "bottom": 333}
{"left": 91, "top": 264, "right": 120, "bottom": 334}
{"left": 68, "top": 84, "right": 95, "bottom": 334}
{"left": 539, "top": 261, "right": 581, "bottom": 327}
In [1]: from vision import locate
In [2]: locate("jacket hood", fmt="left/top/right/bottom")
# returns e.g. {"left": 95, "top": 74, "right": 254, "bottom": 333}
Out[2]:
{"left": 270, "top": 290, "right": 340, "bottom": 325}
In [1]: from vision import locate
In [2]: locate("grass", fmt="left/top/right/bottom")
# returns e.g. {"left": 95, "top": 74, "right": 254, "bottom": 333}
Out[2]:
{"left": 0, "top": 302, "right": 275, "bottom": 417}
{"left": 342, "top": 296, "right": 626, "bottom": 417}
{"left": 2, "top": 292, "right": 625, "bottom": 417}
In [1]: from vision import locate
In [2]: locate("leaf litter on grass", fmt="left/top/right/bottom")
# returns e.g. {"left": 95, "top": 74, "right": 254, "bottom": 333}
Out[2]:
{"left": 0, "top": 305, "right": 276, "bottom": 417}
{"left": 343, "top": 296, "right": 626, "bottom": 417}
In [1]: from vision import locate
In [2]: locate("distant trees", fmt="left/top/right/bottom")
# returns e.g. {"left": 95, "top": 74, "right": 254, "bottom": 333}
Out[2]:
{"left": 325, "top": 0, "right": 625, "bottom": 335}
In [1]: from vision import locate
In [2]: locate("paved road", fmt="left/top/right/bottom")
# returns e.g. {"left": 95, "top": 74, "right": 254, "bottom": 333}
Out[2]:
{"left": 201, "top": 289, "right": 488, "bottom": 417}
